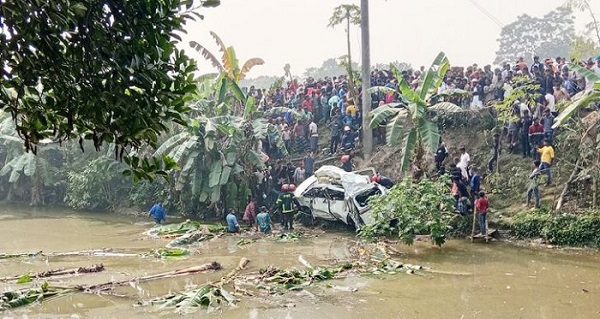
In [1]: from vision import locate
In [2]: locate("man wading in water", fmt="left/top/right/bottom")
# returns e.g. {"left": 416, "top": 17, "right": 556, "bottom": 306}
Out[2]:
{"left": 148, "top": 203, "right": 166, "bottom": 224}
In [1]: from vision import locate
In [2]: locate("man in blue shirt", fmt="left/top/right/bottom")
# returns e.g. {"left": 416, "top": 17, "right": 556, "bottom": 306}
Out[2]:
{"left": 470, "top": 167, "right": 481, "bottom": 198}
{"left": 226, "top": 208, "right": 240, "bottom": 233}
{"left": 148, "top": 203, "right": 165, "bottom": 224}
{"left": 256, "top": 206, "right": 272, "bottom": 234}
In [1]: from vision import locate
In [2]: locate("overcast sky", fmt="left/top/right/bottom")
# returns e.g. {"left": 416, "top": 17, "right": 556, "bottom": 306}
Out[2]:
{"left": 180, "top": 0, "right": 599, "bottom": 77}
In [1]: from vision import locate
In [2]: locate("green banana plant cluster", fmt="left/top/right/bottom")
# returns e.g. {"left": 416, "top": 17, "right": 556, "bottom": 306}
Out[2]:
{"left": 0, "top": 113, "right": 56, "bottom": 205}
{"left": 368, "top": 52, "right": 462, "bottom": 172}
{"left": 154, "top": 77, "right": 287, "bottom": 208}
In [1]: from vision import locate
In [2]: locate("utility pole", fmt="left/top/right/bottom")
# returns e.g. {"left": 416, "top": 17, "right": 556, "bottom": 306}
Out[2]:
{"left": 360, "top": 0, "right": 373, "bottom": 158}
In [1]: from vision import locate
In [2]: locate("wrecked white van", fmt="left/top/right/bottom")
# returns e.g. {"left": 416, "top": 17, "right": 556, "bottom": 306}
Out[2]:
{"left": 294, "top": 165, "right": 387, "bottom": 228}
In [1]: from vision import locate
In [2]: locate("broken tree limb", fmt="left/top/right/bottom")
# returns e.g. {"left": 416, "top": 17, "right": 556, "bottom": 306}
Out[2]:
{"left": 555, "top": 160, "right": 579, "bottom": 211}
{"left": 0, "top": 251, "right": 42, "bottom": 259}
{"left": 218, "top": 257, "right": 250, "bottom": 286}
{"left": 78, "top": 262, "right": 222, "bottom": 292}
{"left": 0, "top": 264, "right": 105, "bottom": 283}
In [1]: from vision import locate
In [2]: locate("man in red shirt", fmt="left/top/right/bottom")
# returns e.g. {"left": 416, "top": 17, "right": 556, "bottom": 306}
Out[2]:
{"left": 475, "top": 191, "right": 489, "bottom": 236}
{"left": 528, "top": 118, "right": 544, "bottom": 161}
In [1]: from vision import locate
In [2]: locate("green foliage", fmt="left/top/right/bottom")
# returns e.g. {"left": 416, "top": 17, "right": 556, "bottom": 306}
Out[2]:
{"left": 189, "top": 31, "right": 264, "bottom": 82}
{"left": 0, "top": 283, "right": 72, "bottom": 311}
{"left": 358, "top": 177, "right": 456, "bottom": 246}
{"left": 65, "top": 157, "right": 130, "bottom": 211}
{"left": 369, "top": 52, "right": 462, "bottom": 172}
{"left": 511, "top": 211, "right": 600, "bottom": 247}
{"left": 154, "top": 79, "right": 285, "bottom": 207}
{"left": 16, "top": 275, "right": 32, "bottom": 284}
{"left": 276, "top": 232, "right": 301, "bottom": 242}
{"left": 496, "top": 76, "right": 541, "bottom": 125}
{"left": 0, "top": 0, "right": 207, "bottom": 174}
{"left": 146, "top": 221, "right": 202, "bottom": 237}
{"left": 328, "top": 4, "right": 361, "bottom": 27}
{"left": 153, "top": 248, "right": 190, "bottom": 259}
{"left": 259, "top": 264, "right": 351, "bottom": 289}
{"left": 208, "top": 224, "right": 227, "bottom": 233}
{"left": 485, "top": 166, "right": 529, "bottom": 196}
{"left": 153, "top": 284, "right": 237, "bottom": 314}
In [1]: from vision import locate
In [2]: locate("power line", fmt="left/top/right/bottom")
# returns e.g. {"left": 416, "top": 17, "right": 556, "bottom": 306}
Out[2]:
{"left": 466, "top": 0, "right": 504, "bottom": 28}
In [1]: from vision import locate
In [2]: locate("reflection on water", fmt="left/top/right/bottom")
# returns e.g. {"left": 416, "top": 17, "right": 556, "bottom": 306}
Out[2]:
{"left": 1, "top": 205, "right": 599, "bottom": 319}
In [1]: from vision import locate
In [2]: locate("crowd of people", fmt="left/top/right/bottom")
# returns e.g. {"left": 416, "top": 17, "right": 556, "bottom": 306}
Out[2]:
{"left": 237, "top": 55, "right": 599, "bottom": 232}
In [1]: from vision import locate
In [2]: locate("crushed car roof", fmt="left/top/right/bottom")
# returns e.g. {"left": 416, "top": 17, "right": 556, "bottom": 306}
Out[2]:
{"left": 295, "top": 165, "right": 376, "bottom": 199}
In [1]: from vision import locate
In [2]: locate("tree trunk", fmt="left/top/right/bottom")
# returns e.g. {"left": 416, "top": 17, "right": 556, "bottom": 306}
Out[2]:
{"left": 361, "top": 0, "right": 373, "bottom": 158}
{"left": 593, "top": 174, "right": 598, "bottom": 209}
{"left": 345, "top": 11, "right": 356, "bottom": 102}
{"left": 30, "top": 174, "right": 43, "bottom": 206}
{"left": 583, "top": 0, "right": 600, "bottom": 46}
{"left": 555, "top": 159, "right": 579, "bottom": 211}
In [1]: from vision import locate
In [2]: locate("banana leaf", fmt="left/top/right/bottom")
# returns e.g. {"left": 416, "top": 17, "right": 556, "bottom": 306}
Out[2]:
{"left": 145, "top": 221, "right": 202, "bottom": 237}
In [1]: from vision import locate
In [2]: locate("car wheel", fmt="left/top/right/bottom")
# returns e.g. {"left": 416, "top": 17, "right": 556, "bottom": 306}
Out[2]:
{"left": 297, "top": 206, "right": 316, "bottom": 227}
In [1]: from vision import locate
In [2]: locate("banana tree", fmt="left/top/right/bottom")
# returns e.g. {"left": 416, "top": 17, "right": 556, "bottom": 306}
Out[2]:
{"left": 369, "top": 52, "right": 462, "bottom": 174}
{"left": 154, "top": 91, "right": 286, "bottom": 215}
{"left": 0, "top": 114, "right": 56, "bottom": 205}
{"left": 189, "top": 31, "right": 264, "bottom": 83}
{"left": 552, "top": 63, "right": 600, "bottom": 129}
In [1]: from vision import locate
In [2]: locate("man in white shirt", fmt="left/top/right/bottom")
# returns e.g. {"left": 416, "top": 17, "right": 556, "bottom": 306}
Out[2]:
{"left": 544, "top": 89, "right": 556, "bottom": 114}
{"left": 308, "top": 120, "right": 319, "bottom": 152}
{"left": 457, "top": 146, "right": 471, "bottom": 180}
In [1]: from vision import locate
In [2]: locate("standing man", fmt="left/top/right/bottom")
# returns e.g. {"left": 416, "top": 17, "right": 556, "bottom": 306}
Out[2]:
{"left": 303, "top": 152, "right": 315, "bottom": 177}
{"left": 457, "top": 146, "right": 471, "bottom": 181}
{"left": 276, "top": 184, "right": 300, "bottom": 230}
{"left": 148, "top": 202, "right": 166, "bottom": 224}
{"left": 293, "top": 163, "right": 306, "bottom": 186}
{"left": 329, "top": 110, "right": 342, "bottom": 154}
{"left": 537, "top": 139, "right": 555, "bottom": 186}
{"left": 488, "top": 132, "right": 500, "bottom": 172}
{"left": 520, "top": 110, "right": 532, "bottom": 158}
{"left": 526, "top": 160, "right": 542, "bottom": 209}
{"left": 435, "top": 141, "right": 448, "bottom": 173}
{"left": 308, "top": 119, "right": 319, "bottom": 152}
{"left": 528, "top": 118, "right": 544, "bottom": 161}
{"left": 542, "top": 109, "right": 555, "bottom": 145}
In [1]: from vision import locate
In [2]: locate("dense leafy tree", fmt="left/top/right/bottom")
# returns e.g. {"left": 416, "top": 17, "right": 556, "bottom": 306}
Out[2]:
{"left": 0, "top": 0, "right": 218, "bottom": 180}
{"left": 494, "top": 7, "right": 575, "bottom": 65}
{"left": 369, "top": 52, "right": 462, "bottom": 174}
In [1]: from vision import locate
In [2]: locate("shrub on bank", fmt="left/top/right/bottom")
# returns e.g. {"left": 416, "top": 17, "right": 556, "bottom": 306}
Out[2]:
{"left": 510, "top": 210, "right": 600, "bottom": 247}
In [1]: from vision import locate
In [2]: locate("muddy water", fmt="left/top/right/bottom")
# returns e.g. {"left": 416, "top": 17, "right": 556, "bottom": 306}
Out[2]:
{"left": 1, "top": 205, "right": 600, "bottom": 319}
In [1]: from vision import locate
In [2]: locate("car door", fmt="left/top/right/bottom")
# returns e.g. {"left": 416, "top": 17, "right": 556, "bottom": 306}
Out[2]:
{"left": 324, "top": 186, "right": 349, "bottom": 224}
{"left": 302, "top": 187, "right": 332, "bottom": 221}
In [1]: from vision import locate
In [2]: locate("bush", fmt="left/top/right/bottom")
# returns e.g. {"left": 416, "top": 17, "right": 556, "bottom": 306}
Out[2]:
{"left": 511, "top": 211, "right": 600, "bottom": 247}
{"left": 65, "top": 158, "right": 131, "bottom": 211}
{"left": 358, "top": 176, "right": 456, "bottom": 246}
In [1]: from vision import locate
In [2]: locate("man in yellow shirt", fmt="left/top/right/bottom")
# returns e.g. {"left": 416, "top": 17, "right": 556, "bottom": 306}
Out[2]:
{"left": 345, "top": 99, "right": 357, "bottom": 118}
{"left": 537, "top": 139, "right": 554, "bottom": 186}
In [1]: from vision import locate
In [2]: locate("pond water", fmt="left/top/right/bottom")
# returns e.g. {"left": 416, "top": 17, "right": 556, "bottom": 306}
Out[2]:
{"left": 1, "top": 205, "right": 599, "bottom": 318}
